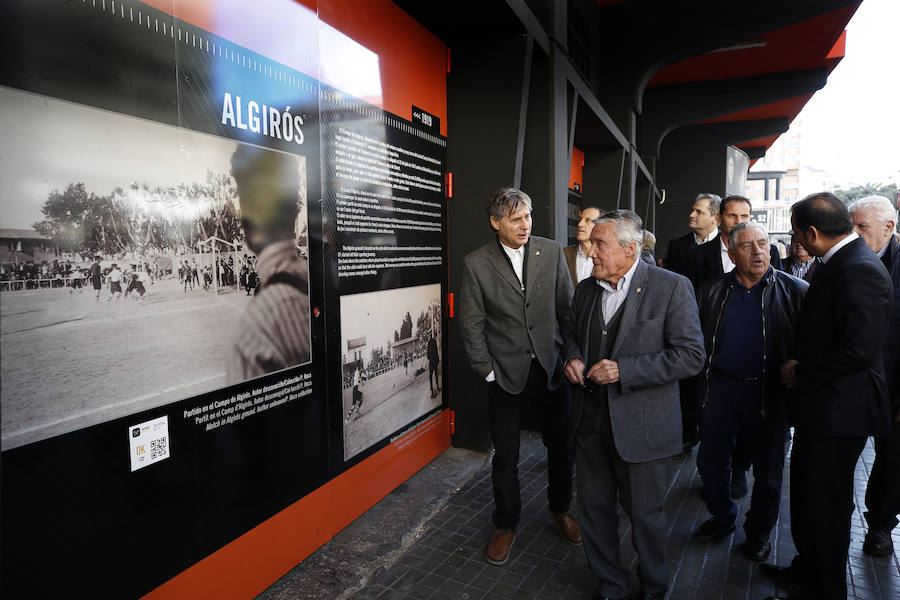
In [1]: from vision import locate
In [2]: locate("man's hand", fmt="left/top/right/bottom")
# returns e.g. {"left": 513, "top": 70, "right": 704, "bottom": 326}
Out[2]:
{"left": 586, "top": 359, "right": 619, "bottom": 385}
{"left": 564, "top": 358, "right": 585, "bottom": 385}
{"left": 780, "top": 359, "right": 799, "bottom": 389}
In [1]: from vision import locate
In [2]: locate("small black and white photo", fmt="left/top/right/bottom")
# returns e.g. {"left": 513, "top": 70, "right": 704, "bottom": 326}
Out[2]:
{"left": 0, "top": 86, "right": 312, "bottom": 450}
{"left": 340, "top": 283, "right": 442, "bottom": 460}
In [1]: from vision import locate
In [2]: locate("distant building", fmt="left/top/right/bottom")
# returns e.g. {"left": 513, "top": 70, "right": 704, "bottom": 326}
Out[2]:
{"left": 747, "top": 120, "right": 802, "bottom": 234}
{"left": 0, "top": 229, "right": 55, "bottom": 265}
{"left": 391, "top": 335, "right": 418, "bottom": 361}
{"left": 342, "top": 335, "right": 369, "bottom": 382}
{"left": 347, "top": 335, "right": 368, "bottom": 365}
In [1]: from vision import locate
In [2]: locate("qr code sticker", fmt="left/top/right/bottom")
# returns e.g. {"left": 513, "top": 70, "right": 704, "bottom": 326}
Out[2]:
{"left": 151, "top": 437, "right": 168, "bottom": 459}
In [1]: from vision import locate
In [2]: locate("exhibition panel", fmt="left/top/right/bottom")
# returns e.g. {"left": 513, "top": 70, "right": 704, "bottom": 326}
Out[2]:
{"left": 0, "top": 1, "right": 447, "bottom": 598}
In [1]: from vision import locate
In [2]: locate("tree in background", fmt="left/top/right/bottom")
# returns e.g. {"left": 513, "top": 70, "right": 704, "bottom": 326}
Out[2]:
{"left": 33, "top": 169, "right": 246, "bottom": 260}
{"left": 832, "top": 182, "right": 899, "bottom": 205}
{"left": 33, "top": 183, "right": 130, "bottom": 259}
{"left": 416, "top": 308, "right": 433, "bottom": 346}
{"left": 399, "top": 311, "right": 413, "bottom": 340}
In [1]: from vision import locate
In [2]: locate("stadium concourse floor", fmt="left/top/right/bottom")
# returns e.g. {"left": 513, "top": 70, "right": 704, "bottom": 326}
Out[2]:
{"left": 259, "top": 431, "right": 900, "bottom": 600}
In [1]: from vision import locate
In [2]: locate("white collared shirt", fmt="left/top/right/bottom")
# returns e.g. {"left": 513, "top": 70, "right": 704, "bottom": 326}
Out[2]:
{"left": 720, "top": 236, "right": 736, "bottom": 273}
{"left": 576, "top": 245, "right": 594, "bottom": 283}
{"left": 500, "top": 242, "right": 525, "bottom": 288}
{"left": 487, "top": 241, "right": 525, "bottom": 382}
{"left": 596, "top": 257, "right": 640, "bottom": 322}
{"left": 876, "top": 238, "right": 890, "bottom": 259}
{"left": 822, "top": 232, "right": 859, "bottom": 264}
{"left": 694, "top": 229, "right": 719, "bottom": 246}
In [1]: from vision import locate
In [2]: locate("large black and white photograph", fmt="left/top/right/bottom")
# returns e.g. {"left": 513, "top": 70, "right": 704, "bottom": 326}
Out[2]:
{"left": 0, "top": 86, "right": 312, "bottom": 450}
{"left": 340, "top": 283, "right": 442, "bottom": 460}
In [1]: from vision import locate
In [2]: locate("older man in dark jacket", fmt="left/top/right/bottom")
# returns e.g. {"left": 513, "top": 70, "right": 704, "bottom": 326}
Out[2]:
{"left": 692, "top": 221, "right": 808, "bottom": 561}
{"left": 849, "top": 195, "right": 900, "bottom": 557}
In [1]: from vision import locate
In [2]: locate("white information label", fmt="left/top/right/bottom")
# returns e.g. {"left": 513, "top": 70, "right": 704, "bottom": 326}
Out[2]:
{"left": 128, "top": 415, "right": 170, "bottom": 472}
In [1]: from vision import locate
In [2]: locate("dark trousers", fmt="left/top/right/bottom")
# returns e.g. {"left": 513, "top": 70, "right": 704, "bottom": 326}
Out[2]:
{"left": 429, "top": 362, "right": 439, "bottom": 391}
{"left": 576, "top": 390, "right": 670, "bottom": 598}
{"left": 697, "top": 374, "right": 787, "bottom": 539}
{"left": 790, "top": 430, "right": 867, "bottom": 600}
{"left": 865, "top": 423, "right": 900, "bottom": 532}
{"left": 680, "top": 377, "right": 700, "bottom": 447}
{"left": 487, "top": 360, "right": 574, "bottom": 530}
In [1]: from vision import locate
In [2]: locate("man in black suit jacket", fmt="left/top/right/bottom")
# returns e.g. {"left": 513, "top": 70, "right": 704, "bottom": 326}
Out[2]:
{"left": 687, "top": 195, "right": 783, "bottom": 289}
{"left": 849, "top": 195, "right": 900, "bottom": 557}
{"left": 663, "top": 193, "right": 721, "bottom": 277}
{"left": 762, "top": 192, "right": 893, "bottom": 600}
{"left": 664, "top": 193, "right": 721, "bottom": 452}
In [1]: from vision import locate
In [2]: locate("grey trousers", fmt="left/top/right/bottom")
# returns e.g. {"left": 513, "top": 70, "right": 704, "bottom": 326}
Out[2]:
{"left": 576, "top": 393, "right": 671, "bottom": 598}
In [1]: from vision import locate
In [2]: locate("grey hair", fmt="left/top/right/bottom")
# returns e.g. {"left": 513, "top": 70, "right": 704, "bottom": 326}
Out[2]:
{"left": 727, "top": 220, "right": 768, "bottom": 250}
{"left": 849, "top": 195, "right": 898, "bottom": 232}
{"left": 696, "top": 193, "right": 722, "bottom": 215}
{"left": 486, "top": 187, "right": 533, "bottom": 221}
{"left": 643, "top": 230, "right": 657, "bottom": 248}
{"left": 593, "top": 209, "right": 644, "bottom": 248}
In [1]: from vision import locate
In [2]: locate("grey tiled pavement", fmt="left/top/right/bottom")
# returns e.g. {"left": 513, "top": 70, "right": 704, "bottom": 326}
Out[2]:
{"left": 351, "top": 431, "right": 900, "bottom": 600}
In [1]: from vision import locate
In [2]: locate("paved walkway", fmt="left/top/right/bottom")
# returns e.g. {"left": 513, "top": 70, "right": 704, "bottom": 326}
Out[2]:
{"left": 261, "top": 432, "right": 900, "bottom": 599}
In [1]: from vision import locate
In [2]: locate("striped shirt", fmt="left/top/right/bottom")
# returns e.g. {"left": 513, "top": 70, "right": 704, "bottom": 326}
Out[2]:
{"left": 227, "top": 240, "right": 311, "bottom": 384}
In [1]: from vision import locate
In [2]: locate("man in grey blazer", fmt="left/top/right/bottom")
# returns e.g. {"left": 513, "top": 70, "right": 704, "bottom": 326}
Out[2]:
{"left": 563, "top": 209, "right": 705, "bottom": 600}
{"left": 459, "top": 187, "right": 579, "bottom": 566}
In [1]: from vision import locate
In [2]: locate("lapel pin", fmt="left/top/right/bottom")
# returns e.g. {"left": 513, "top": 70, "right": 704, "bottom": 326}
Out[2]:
{"left": 535, "top": 250, "right": 541, "bottom": 256}
{"left": 636, "top": 287, "right": 642, "bottom": 293}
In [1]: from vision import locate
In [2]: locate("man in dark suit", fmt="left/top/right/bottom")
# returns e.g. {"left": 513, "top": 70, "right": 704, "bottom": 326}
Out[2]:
{"left": 459, "top": 187, "right": 579, "bottom": 566}
{"left": 687, "top": 195, "right": 784, "bottom": 289}
{"left": 762, "top": 192, "right": 893, "bottom": 600}
{"left": 849, "top": 195, "right": 900, "bottom": 557}
{"left": 427, "top": 334, "right": 440, "bottom": 398}
{"left": 564, "top": 206, "right": 602, "bottom": 287}
{"left": 663, "top": 193, "right": 721, "bottom": 453}
{"left": 563, "top": 209, "right": 705, "bottom": 600}
{"left": 663, "top": 193, "right": 721, "bottom": 277}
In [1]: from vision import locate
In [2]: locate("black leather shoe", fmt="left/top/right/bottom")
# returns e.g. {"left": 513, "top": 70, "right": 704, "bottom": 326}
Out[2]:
{"left": 741, "top": 537, "right": 771, "bottom": 561}
{"left": 693, "top": 517, "right": 735, "bottom": 542}
{"left": 863, "top": 528, "right": 894, "bottom": 557}
{"left": 731, "top": 469, "right": 749, "bottom": 499}
{"left": 758, "top": 561, "right": 802, "bottom": 584}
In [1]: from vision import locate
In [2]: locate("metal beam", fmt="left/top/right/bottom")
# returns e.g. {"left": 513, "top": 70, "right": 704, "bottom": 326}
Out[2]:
{"left": 504, "top": 0, "right": 550, "bottom": 54}
{"left": 562, "top": 61, "right": 629, "bottom": 150}
{"left": 642, "top": 68, "right": 829, "bottom": 156}
{"left": 566, "top": 88, "right": 579, "bottom": 176}
{"left": 661, "top": 118, "right": 792, "bottom": 153}
{"left": 513, "top": 34, "right": 534, "bottom": 188}
{"left": 549, "top": 0, "right": 568, "bottom": 242}
{"left": 743, "top": 146, "right": 768, "bottom": 160}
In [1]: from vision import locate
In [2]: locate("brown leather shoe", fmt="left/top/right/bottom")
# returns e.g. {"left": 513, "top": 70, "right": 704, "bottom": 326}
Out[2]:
{"left": 551, "top": 511, "right": 583, "bottom": 545}
{"left": 485, "top": 529, "right": 515, "bottom": 565}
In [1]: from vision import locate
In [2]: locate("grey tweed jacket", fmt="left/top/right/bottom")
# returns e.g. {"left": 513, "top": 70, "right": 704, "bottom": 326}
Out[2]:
{"left": 563, "top": 260, "right": 705, "bottom": 462}
{"left": 459, "top": 235, "right": 574, "bottom": 395}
